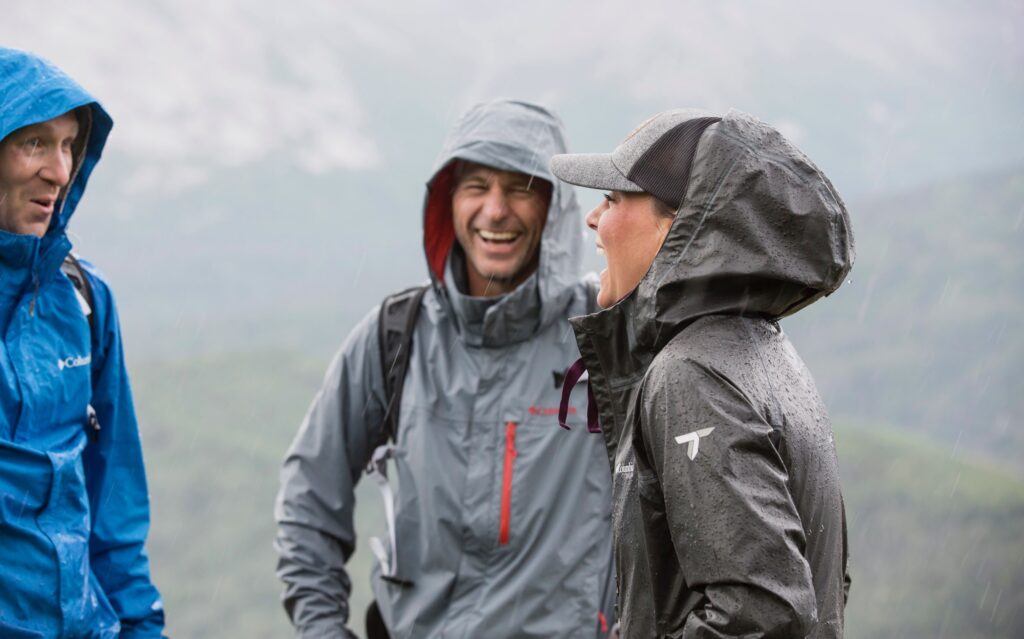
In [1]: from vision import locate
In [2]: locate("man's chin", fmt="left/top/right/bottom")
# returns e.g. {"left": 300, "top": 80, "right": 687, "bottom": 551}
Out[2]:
{"left": 467, "top": 259, "right": 537, "bottom": 296}
{"left": 471, "top": 258, "right": 525, "bottom": 285}
{"left": 476, "top": 271, "right": 518, "bottom": 289}
{"left": 3, "top": 224, "right": 49, "bottom": 238}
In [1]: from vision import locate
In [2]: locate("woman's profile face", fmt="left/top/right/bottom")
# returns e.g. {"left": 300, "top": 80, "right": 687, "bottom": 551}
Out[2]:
{"left": 585, "top": 191, "right": 674, "bottom": 308}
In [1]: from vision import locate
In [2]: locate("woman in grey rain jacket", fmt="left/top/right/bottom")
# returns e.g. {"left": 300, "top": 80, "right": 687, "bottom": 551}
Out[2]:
{"left": 551, "top": 109, "right": 853, "bottom": 638}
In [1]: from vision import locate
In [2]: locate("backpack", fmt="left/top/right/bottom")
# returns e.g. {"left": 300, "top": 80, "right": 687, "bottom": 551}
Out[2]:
{"left": 60, "top": 253, "right": 101, "bottom": 442}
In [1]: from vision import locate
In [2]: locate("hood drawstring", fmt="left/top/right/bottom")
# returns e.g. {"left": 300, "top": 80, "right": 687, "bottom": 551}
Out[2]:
{"left": 558, "top": 357, "right": 601, "bottom": 433}
{"left": 28, "top": 273, "right": 40, "bottom": 316}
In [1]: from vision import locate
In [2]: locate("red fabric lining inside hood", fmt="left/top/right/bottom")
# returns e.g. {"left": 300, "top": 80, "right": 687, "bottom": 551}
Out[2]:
{"left": 424, "top": 164, "right": 457, "bottom": 283}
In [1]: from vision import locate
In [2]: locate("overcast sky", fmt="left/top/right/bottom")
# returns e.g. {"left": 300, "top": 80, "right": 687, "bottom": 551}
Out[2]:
{"left": 4, "top": 0, "right": 1021, "bottom": 198}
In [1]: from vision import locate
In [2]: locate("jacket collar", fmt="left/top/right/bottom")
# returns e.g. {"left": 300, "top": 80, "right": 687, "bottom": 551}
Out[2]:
{"left": 442, "top": 250, "right": 542, "bottom": 348}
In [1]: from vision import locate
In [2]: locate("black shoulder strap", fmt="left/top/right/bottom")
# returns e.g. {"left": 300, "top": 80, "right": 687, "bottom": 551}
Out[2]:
{"left": 376, "top": 284, "right": 429, "bottom": 444}
{"left": 61, "top": 253, "right": 97, "bottom": 336}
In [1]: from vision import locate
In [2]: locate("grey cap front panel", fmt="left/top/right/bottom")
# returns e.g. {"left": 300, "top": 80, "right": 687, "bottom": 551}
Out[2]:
{"left": 550, "top": 107, "right": 717, "bottom": 194}
{"left": 549, "top": 152, "right": 643, "bottom": 192}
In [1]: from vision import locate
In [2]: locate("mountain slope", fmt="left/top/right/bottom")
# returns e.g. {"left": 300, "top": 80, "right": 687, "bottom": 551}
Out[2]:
{"left": 785, "top": 167, "right": 1024, "bottom": 467}
{"left": 131, "top": 351, "right": 1024, "bottom": 638}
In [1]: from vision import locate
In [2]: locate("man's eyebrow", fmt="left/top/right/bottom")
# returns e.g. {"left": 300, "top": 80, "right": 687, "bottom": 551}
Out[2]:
{"left": 506, "top": 174, "right": 536, "bottom": 187}
{"left": 459, "top": 170, "right": 492, "bottom": 184}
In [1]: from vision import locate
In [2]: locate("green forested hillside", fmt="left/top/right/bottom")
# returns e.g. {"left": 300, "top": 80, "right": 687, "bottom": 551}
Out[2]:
{"left": 95, "top": 162, "right": 1023, "bottom": 468}
{"left": 837, "top": 424, "right": 1024, "bottom": 637}
{"left": 119, "top": 167, "right": 1024, "bottom": 637}
{"left": 133, "top": 351, "right": 1024, "bottom": 638}
{"left": 785, "top": 167, "right": 1024, "bottom": 468}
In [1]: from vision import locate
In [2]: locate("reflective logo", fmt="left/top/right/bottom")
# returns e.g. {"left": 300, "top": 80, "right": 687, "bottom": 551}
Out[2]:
{"left": 57, "top": 354, "right": 91, "bottom": 371}
{"left": 674, "top": 427, "right": 715, "bottom": 460}
{"left": 614, "top": 463, "right": 634, "bottom": 475}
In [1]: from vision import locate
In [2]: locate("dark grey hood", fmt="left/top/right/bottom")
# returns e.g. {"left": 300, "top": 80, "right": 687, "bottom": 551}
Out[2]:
{"left": 564, "top": 109, "right": 854, "bottom": 638}
{"left": 574, "top": 108, "right": 855, "bottom": 372}
{"left": 423, "top": 100, "right": 584, "bottom": 345}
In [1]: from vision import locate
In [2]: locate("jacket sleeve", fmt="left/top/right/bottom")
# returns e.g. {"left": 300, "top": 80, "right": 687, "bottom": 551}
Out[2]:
{"left": 81, "top": 271, "right": 166, "bottom": 638}
{"left": 274, "top": 310, "right": 387, "bottom": 638}
{"left": 636, "top": 358, "right": 817, "bottom": 638}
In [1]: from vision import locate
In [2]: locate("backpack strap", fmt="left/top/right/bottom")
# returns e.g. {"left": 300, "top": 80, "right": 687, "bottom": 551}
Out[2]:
{"left": 365, "top": 283, "right": 428, "bottom": 585}
{"left": 60, "top": 253, "right": 101, "bottom": 442}
{"left": 376, "top": 284, "right": 429, "bottom": 445}
{"left": 61, "top": 253, "right": 97, "bottom": 335}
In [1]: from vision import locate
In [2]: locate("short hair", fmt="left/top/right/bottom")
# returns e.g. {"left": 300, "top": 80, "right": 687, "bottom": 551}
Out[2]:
{"left": 652, "top": 196, "right": 677, "bottom": 219}
{"left": 70, "top": 105, "right": 92, "bottom": 175}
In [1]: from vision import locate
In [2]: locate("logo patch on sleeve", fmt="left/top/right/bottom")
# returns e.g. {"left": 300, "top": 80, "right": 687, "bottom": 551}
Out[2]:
{"left": 674, "top": 427, "right": 715, "bottom": 460}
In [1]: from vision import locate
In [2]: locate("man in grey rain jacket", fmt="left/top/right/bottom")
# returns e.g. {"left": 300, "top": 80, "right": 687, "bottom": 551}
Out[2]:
{"left": 275, "top": 100, "right": 615, "bottom": 639}
{"left": 552, "top": 109, "right": 853, "bottom": 637}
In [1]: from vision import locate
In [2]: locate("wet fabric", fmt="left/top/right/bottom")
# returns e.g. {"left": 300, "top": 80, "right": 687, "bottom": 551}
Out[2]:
{"left": 0, "top": 48, "right": 164, "bottom": 637}
{"left": 275, "top": 101, "right": 615, "bottom": 638}
{"left": 566, "top": 109, "right": 854, "bottom": 638}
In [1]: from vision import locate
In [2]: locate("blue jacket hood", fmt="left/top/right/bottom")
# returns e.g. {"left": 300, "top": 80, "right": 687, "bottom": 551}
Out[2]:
{"left": 0, "top": 47, "right": 113, "bottom": 245}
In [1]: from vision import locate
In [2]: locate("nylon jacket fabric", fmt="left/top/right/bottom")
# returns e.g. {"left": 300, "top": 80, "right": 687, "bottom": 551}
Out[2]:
{"left": 275, "top": 100, "right": 615, "bottom": 638}
{"left": 566, "top": 109, "right": 853, "bottom": 638}
{"left": 0, "top": 48, "right": 164, "bottom": 637}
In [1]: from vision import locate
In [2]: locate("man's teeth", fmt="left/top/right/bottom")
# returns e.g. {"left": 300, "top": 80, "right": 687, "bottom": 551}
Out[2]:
{"left": 597, "top": 247, "right": 606, "bottom": 256}
{"left": 478, "top": 230, "right": 519, "bottom": 241}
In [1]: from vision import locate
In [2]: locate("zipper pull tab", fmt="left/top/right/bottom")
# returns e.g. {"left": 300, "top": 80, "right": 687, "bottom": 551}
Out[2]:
{"left": 87, "top": 404, "right": 101, "bottom": 443}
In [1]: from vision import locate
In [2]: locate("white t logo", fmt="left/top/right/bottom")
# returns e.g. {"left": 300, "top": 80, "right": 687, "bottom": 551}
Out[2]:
{"left": 674, "top": 427, "right": 715, "bottom": 460}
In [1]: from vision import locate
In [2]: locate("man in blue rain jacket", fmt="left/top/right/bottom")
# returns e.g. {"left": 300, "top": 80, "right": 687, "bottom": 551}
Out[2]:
{"left": 0, "top": 48, "right": 165, "bottom": 637}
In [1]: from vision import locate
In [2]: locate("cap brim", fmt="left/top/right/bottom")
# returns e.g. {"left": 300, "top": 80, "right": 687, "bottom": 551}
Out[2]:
{"left": 549, "top": 153, "right": 645, "bottom": 193}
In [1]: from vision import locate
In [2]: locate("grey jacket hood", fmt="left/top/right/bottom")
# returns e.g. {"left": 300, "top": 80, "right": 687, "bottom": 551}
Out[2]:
{"left": 423, "top": 100, "right": 585, "bottom": 345}
{"left": 574, "top": 109, "right": 854, "bottom": 372}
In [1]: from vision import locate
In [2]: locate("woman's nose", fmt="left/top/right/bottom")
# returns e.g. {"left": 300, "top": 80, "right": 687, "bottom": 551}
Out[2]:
{"left": 585, "top": 202, "right": 604, "bottom": 231}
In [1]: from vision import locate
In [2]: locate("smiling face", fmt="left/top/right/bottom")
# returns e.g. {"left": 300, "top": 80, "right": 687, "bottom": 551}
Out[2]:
{"left": 451, "top": 162, "right": 552, "bottom": 297}
{"left": 0, "top": 111, "right": 80, "bottom": 238}
{"left": 586, "top": 191, "right": 675, "bottom": 308}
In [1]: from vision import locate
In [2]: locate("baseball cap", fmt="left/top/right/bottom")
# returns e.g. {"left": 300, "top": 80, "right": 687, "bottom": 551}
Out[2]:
{"left": 550, "top": 109, "right": 720, "bottom": 211}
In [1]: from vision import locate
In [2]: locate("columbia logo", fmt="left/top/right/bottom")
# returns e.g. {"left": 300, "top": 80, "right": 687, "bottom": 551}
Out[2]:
{"left": 529, "top": 406, "right": 575, "bottom": 416}
{"left": 674, "top": 427, "right": 715, "bottom": 460}
{"left": 57, "top": 355, "right": 91, "bottom": 371}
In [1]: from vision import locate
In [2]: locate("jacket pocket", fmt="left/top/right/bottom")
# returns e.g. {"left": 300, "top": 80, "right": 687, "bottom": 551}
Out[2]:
{"left": 498, "top": 421, "right": 517, "bottom": 545}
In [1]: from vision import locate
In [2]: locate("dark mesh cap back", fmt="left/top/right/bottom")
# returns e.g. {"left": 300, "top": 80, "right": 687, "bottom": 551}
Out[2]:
{"left": 626, "top": 116, "right": 720, "bottom": 211}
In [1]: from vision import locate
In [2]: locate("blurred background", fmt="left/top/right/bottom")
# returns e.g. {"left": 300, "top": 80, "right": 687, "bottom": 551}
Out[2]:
{"left": 3, "top": 1, "right": 1022, "bottom": 636}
